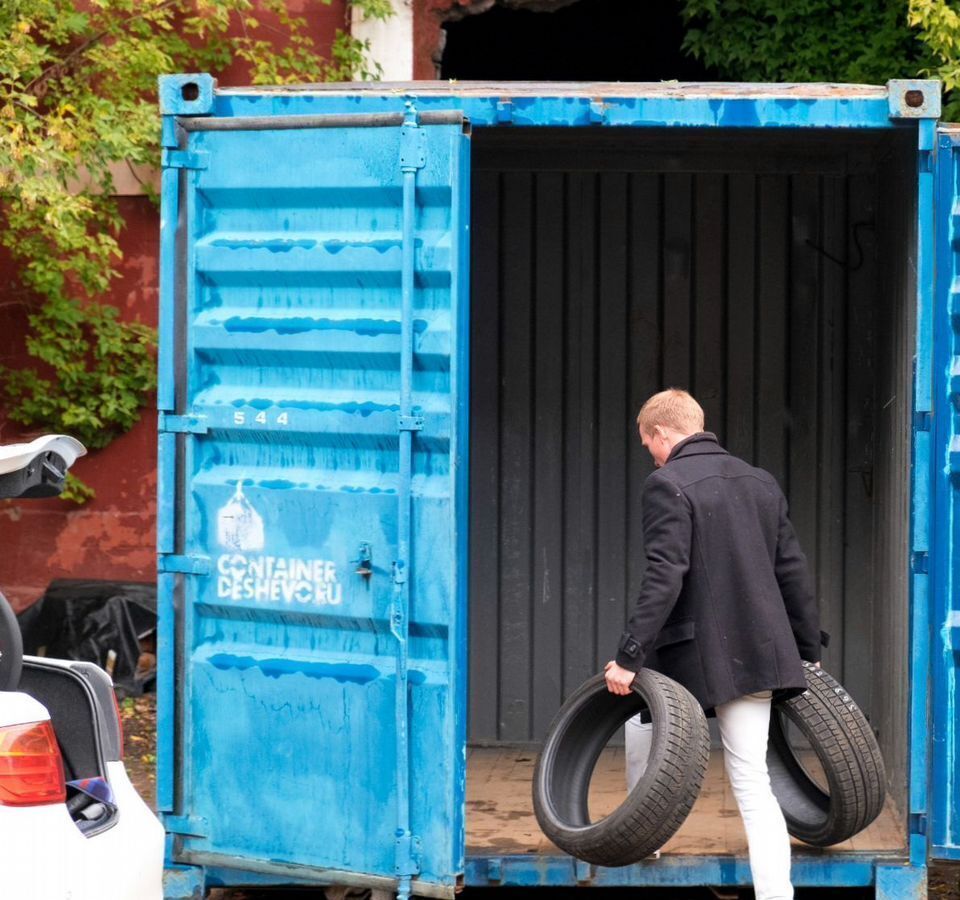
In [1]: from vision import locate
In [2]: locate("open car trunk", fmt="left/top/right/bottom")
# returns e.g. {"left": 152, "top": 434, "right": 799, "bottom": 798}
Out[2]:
{"left": 20, "top": 657, "right": 122, "bottom": 835}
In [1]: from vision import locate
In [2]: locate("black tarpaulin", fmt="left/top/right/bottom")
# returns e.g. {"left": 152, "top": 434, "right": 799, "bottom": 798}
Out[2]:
{"left": 17, "top": 580, "right": 157, "bottom": 695}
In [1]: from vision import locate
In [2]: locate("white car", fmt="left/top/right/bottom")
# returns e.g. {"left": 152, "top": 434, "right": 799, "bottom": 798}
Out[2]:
{"left": 0, "top": 436, "right": 163, "bottom": 899}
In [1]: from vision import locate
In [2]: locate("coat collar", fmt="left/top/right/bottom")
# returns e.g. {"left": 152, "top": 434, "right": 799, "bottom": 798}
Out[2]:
{"left": 666, "top": 431, "right": 727, "bottom": 463}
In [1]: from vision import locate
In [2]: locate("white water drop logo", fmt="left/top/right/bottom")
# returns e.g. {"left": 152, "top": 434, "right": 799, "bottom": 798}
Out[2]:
{"left": 217, "top": 482, "right": 265, "bottom": 551}
{"left": 214, "top": 481, "right": 342, "bottom": 606}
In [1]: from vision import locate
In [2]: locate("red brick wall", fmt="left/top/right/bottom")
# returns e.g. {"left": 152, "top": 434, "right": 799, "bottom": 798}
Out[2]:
{"left": 413, "top": 0, "right": 477, "bottom": 79}
{"left": 0, "top": 198, "right": 159, "bottom": 611}
{"left": 0, "top": 3, "right": 347, "bottom": 611}
{"left": 216, "top": 0, "right": 350, "bottom": 87}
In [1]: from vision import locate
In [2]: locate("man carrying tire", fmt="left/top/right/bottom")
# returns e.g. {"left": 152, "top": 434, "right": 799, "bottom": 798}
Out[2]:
{"left": 604, "top": 389, "right": 823, "bottom": 900}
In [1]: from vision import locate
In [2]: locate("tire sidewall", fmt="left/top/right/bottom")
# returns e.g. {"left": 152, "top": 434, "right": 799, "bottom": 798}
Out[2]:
{"left": 533, "top": 669, "right": 708, "bottom": 860}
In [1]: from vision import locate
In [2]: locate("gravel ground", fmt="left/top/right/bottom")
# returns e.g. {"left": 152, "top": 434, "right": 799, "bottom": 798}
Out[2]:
{"left": 123, "top": 694, "right": 959, "bottom": 899}
{"left": 933, "top": 867, "right": 960, "bottom": 899}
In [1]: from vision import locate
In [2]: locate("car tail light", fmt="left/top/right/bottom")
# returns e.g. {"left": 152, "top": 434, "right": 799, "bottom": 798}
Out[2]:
{"left": 0, "top": 721, "right": 66, "bottom": 806}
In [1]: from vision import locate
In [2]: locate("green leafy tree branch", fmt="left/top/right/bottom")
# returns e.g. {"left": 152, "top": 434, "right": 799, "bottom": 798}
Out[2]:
{"left": 909, "top": 0, "right": 960, "bottom": 118}
{"left": 0, "top": 0, "right": 389, "bottom": 501}
{"left": 679, "top": 0, "right": 930, "bottom": 87}
{"left": 676, "top": 0, "right": 960, "bottom": 119}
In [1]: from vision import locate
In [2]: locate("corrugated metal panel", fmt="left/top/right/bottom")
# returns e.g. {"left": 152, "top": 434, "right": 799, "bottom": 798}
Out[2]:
{"left": 158, "top": 115, "right": 470, "bottom": 892}
{"left": 468, "top": 131, "right": 886, "bottom": 744}
{"left": 872, "top": 145, "right": 916, "bottom": 817}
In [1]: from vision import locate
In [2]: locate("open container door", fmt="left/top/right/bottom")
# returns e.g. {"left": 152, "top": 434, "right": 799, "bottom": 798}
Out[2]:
{"left": 156, "top": 75, "right": 471, "bottom": 898}
{"left": 933, "top": 122, "right": 960, "bottom": 862}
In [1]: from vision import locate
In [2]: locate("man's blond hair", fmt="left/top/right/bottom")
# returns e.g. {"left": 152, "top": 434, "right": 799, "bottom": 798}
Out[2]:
{"left": 637, "top": 389, "right": 705, "bottom": 436}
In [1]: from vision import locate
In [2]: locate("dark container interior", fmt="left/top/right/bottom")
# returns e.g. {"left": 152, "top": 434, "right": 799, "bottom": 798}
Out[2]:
{"left": 466, "top": 126, "right": 916, "bottom": 840}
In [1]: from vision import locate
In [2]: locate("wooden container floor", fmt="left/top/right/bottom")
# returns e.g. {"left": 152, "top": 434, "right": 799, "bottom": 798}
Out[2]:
{"left": 466, "top": 746, "right": 904, "bottom": 857}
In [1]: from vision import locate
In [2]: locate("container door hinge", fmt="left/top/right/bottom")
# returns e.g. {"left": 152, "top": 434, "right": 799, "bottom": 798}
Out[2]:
{"left": 397, "top": 414, "right": 424, "bottom": 432}
{"left": 158, "top": 412, "right": 209, "bottom": 434}
{"left": 158, "top": 554, "right": 212, "bottom": 576}
{"left": 911, "top": 551, "right": 929, "bottom": 574}
{"left": 164, "top": 814, "right": 209, "bottom": 838}
{"left": 913, "top": 410, "right": 932, "bottom": 432}
{"left": 394, "top": 831, "right": 422, "bottom": 878}
{"left": 161, "top": 149, "right": 209, "bottom": 170}
{"left": 909, "top": 812, "right": 927, "bottom": 836}
{"left": 399, "top": 115, "right": 426, "bottom": 171}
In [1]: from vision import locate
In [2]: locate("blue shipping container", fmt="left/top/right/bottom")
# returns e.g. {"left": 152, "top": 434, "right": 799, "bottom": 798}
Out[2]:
{"left": 157, "top": 76, "right": 955, "bottom": 898}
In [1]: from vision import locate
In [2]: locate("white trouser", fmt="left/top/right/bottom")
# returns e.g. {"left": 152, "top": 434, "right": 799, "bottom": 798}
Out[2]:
{"left": 626, "top": 691, "right": 792, "bottom": 900}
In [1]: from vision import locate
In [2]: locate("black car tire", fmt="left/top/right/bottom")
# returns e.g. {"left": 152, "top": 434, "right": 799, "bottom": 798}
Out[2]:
{"left": 533, "top": 670, "right": 709, "bottom": 867}
{"left": 0, "top": 590, "right": 23, "bottom": 692}
{"left": 768, "top": 661, "right": 886, "bottom": 846}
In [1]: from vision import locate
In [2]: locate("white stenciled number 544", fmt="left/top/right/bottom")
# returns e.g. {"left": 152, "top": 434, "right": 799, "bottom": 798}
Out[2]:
{"left": 233, "top": 411, "right": 290, "bottom": 427}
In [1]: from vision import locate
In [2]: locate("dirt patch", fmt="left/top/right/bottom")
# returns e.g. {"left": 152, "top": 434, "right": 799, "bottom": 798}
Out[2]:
{"left": 931, "top": 862, "right": 960, "bottom": 899}
{"left": 121, "top": 691, "right": 156, "bottom": 809}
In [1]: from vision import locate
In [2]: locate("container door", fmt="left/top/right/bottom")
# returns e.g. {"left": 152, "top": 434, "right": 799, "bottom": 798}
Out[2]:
{"left": 157, "top": 110, "right": 471, "bottom": 893}
{"left": 932, "top": 125, "right": 960, "bottom": 860}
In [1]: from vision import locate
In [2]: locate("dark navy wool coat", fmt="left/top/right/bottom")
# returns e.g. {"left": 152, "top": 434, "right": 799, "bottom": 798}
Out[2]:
{"left": 615, "top": 432, "right": 825, "bottom": 712}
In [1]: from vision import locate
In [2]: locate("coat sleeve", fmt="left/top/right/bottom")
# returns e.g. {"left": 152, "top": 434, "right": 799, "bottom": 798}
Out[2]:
{"left": 774, "top": 492, "right": 821, "bottom": 662}
{"left": 615, "top": 473, "right": 693, "bottom": 671}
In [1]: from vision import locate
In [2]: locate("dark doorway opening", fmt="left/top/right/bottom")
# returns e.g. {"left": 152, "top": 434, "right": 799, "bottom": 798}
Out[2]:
{"left": 440, "top": 0, "right": 712, "bottom": 82}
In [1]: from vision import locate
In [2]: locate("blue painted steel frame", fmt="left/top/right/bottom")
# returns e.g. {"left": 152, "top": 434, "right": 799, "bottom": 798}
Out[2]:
{"left": 449, "top": 114, "right": 472, "bottom": 881}
{"left": 464, "top": 854, "right": 880, "bottom": 888}
{"left": 213, "top": 86, "right": 902, "bottom": 130}
{"left": 932, "top": 126, "right": 960, "bottom": 861}
{"left": 156, "top": 113, "right": 181, "bottom": 816}
{"left": 187, "top": 853, "right": 909, "bottom": 891}
{"left": 909, "top": 118, "right": 936, "bottom": 873}
{"left": 157, "top": 76, "right": 942, "bottom": 894}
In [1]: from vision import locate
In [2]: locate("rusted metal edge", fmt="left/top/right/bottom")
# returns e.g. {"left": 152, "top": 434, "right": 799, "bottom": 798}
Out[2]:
{"left": 179, "top": 850, "right": 456, "bottom": 898}
{"left": 217, "top": 80, "right": 892, "bottom": 100}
